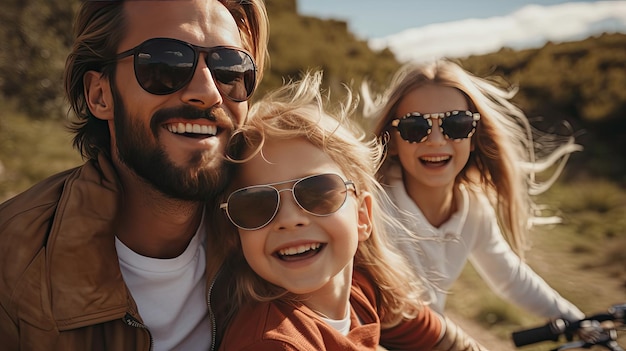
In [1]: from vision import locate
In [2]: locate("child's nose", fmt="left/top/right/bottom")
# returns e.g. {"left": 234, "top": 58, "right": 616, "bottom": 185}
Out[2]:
{"left": 272, "top": 191, "right": 310, "bottom": 230}
{"left": 425, "top": 123, "right": 447, "bottom": 145}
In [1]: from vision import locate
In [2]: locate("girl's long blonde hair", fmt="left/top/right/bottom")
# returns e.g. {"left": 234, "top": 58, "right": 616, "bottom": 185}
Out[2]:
{"left": 363, "top": 59, "right": 581, "bottom": 256}
{"left": 218, "top": 71, "right": 426, "bottom": 327}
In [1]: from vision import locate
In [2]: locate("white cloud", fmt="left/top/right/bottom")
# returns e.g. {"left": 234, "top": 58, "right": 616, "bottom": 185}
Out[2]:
{"left": 369, "top": 1, "right": 626, "bottom": 63}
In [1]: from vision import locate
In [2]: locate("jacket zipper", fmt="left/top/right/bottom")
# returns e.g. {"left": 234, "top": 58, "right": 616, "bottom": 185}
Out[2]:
{"left": 124, "top": 313, "right": 154, "bottom": 351}
{"left": 207, "top": 266, "right": 222, "bottom": 351}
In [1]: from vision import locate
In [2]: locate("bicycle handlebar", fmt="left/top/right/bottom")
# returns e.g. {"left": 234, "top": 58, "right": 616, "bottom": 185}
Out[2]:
{"left": 512, "top": 319, "right": 566, "bottom": 346}
{"left": 512, "top": 303, "right": 626, "bottom": 348}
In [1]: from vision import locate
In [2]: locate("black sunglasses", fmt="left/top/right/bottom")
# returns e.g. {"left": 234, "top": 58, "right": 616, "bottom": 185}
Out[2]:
{"left": 113, "top": 37, "right": 257, "bottom": 102}
{"left": 220, "top": 173, "right": 356, "bottom": 231}
{"left": 391, "top": 110, "right": 480, "bottom": 143}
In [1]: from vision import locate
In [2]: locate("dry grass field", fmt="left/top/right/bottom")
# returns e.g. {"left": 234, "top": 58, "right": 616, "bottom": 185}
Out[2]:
{"left": 446, "top": 181, "right": 626, "bottom": 350}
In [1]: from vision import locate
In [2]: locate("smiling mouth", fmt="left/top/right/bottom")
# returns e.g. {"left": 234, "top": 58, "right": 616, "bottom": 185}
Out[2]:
{"left": 275, "top": 243, "right": 325, "bottom": 261}
{"left": 165, "top": 122, "right": 218, "bottom": 139}
{"left": 419, "top": 155, "right": 451, "bottom": 166}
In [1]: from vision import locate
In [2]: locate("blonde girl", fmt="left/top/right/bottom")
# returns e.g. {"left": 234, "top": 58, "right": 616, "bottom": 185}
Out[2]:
{"left": 363, "top": 59, "right": 584, "bottom": 321}
{"left": 216, "top": 71, "right": 488, "bottom": 350}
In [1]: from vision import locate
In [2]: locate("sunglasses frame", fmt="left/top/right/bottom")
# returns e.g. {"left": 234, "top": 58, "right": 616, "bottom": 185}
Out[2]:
{"left": 391, "top": 110, "right": 480, "bottom": 143}
{"left": 220, "top": 173, "right": 356, "bottom": 231}
{"left": 113, "top": 37, "right": 257, "bottom": 101}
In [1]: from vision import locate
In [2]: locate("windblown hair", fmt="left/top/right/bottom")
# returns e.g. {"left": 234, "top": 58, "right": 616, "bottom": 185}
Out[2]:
{"left": 64, "top": 0, "right": 269, "bottom": 160}
{"left": 219, "top": 71, "right": 426, "bottom": 328}
{"left": 362, "top": 59, "right": 581, "bottom": 257}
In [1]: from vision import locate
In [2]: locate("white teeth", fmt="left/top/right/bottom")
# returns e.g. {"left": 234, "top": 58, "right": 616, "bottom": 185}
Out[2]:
{"left": 166, "top": 123, "right": 217, "bottom": 136}
{"left": 421, "top": 155, "right": 450, "bottom": 163}
{"left": 278, "top": 243, "right": 321, "bottom": 256}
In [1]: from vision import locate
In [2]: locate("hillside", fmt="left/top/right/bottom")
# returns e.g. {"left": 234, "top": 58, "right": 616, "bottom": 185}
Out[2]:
{"left": 460, "top": 33, "right": 626, "bottom": 182}
{"left": 1, "top": 0, "right": 625, "bottom": 183}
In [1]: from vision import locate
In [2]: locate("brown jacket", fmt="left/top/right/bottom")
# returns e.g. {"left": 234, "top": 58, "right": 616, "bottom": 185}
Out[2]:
{"left": 219, "top": 269, "right": 443, "bottom": 350}
{"left": 0, "top": 155, "right": 227, "bottom": 350}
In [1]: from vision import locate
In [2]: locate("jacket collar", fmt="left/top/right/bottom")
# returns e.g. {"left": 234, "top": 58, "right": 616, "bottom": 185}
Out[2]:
{"left": 46, "top": 154, "right": 132, "bottom": 330}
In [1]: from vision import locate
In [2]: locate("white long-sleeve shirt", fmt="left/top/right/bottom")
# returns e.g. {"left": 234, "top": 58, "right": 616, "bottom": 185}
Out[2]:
{"left": 384, "top": 165, "right": 584, "bottom": 321}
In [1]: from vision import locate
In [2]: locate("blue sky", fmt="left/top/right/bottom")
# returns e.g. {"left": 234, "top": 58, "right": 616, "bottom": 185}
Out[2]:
{"left": 298, "top": 1, "right": 626, "bottom": 62}
{"left": 297, "top": 0, "right": 596, "bottom": 39}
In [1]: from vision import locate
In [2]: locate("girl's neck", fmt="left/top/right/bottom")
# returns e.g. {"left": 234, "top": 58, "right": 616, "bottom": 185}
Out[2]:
{"left": 406, "top": 181, "right": 457, "bottom": 228}
{"left": 302, "top": 265, "right": 352, "bottom": 320}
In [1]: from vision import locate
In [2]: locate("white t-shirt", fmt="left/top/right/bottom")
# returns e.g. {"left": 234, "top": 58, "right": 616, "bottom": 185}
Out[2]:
{"left": 384, "top": 164, "right": 584, "bottom": 321}
{"left": 317, "top": 305, "right": 351, "bottom": 336}
{"left": 116, "top": 214, "right": 210, "bottom": 351}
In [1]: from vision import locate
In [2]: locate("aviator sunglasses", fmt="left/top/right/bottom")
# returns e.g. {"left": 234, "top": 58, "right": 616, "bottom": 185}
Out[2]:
{"left": 220, "top": 173, "right": 356, "bottom": 231}
{"left": 113, "top": 37, "right": 257, "bottom": 101}
{"left": 391, "top": 110, "right": 480, "bottom": 143}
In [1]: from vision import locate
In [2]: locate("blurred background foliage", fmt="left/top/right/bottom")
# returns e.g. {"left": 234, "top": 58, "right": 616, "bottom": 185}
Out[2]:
{"left": 1, "top": 0, "right": 625, "bottom": 185}
{"left": 0, "top": 0, "right": 78, "bottom": 118}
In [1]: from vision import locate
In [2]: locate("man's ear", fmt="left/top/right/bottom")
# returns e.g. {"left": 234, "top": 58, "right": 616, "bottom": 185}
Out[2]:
{"left": 357, "top": 191, "right": 373, "bottom": 242}
{"left": 84, "top": 71, "right": 114, "bottom": 121}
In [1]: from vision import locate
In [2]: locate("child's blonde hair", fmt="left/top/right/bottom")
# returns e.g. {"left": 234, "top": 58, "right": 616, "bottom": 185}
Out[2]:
{"left": 220, "top": 71, "right": 426, "bottom": 327}
{"left": 363, "top": 59, "right": 581, "bottom": 256}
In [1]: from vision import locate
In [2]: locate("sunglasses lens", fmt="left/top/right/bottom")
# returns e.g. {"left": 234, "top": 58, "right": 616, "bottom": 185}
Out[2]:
{"left": 135, "top": 40, "right": 196, "bottom": 95}
{"left": 442, "top": 112, "right": 476, "bottom": 139}
{"left": 294, "top": 174, "right": 348, "bottom": 215}
{"left": 207, "top": 48, "right": 256, "bottom": 102}
{"left": 133, "top": 39, "right": 256, "bottom": 100}
{"left": 224, "top": 174, "right": 350, "bottom": 230}
{"left": 227, "top": 187, "right": 279, "bottom": 230}
{"left": 397, "top": 117, "right": 431, "bottom": 143}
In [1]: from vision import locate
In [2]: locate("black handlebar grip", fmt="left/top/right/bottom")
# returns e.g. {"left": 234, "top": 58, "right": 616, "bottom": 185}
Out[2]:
{"left": 512, "top": 319, "right": 566, "bottom": 347}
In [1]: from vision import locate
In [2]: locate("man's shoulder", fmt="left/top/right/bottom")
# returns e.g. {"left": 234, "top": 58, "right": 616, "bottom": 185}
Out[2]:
{"left": 0, "top": 158, "right": 126, "bottom": 331}
{"left": 2, "top": 166, "right": 85, "bottom": 224}
{"left": 0, "top": 167, "right": 81, "bottom": 326}
{"left": 0, "top": 160, "right": 106, "bottom": 282}
{"left": 0, "top": 157, "right": 116, "bottom": 227}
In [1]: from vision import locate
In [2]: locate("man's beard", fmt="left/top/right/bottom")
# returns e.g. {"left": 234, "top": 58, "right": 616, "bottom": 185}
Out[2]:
{"left": 112, "top": 96, "right": 234, "bottom": 201}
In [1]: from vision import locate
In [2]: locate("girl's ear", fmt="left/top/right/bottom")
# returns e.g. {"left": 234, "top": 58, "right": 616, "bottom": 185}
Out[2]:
{"left": 84, "top": 70, "right": 114, "bottom": 121}
{"left": 357, "top": 191, "right": 373, "bottom": 241}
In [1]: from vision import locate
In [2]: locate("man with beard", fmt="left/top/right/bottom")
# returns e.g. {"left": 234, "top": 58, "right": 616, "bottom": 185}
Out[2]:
{"left": 0, "top": 1, "right": 268, "bottom": 350}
